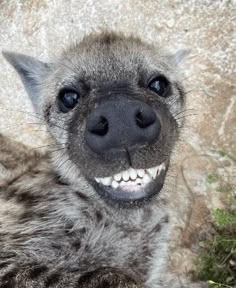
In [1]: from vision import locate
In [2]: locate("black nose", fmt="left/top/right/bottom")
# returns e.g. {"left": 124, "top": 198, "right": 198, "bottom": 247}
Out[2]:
{"left": 85, "top": 100, "right": 161, "bottom": 154}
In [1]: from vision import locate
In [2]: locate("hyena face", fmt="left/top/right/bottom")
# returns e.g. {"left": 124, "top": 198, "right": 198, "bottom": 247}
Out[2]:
{"left": 3, "top": 32, "right": 186, "bottom": 207}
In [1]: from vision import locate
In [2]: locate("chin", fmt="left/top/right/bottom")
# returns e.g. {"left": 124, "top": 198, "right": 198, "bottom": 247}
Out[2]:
{"left": 90, "top": 161, "right": 169, "bottom": 207}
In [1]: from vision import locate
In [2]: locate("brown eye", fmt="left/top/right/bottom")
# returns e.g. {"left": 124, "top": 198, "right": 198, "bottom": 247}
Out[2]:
{"left": 148, "top": 76, "right": 170, "bottom": 97}
{"left": 58, "top": 88, "right": 80, "bottom": 113}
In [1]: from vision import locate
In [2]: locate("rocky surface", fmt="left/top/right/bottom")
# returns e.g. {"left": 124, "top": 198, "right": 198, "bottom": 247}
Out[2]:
{"left": 0, "top": 0, "right": 235, "bottom": 279}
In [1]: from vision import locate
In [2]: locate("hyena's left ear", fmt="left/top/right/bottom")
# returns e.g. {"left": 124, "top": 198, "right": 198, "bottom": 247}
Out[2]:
{"left": 2, "top": 51, "right": 50, "bottom": 111}
{"left": 167, "top": 49, "right": 191, "bottom": 65}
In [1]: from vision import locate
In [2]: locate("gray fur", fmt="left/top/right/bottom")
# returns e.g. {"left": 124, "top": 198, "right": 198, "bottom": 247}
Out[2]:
{"left": 0, "top": 32, "right": 207, "bottom": 287}
{"left": 2, "top": 51, "right": 49, "bottom": 111}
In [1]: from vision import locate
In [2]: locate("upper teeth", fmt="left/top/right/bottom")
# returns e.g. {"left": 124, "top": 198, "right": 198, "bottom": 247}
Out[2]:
{"left": 95, "top": 163, "right": 166, "bottom": 189}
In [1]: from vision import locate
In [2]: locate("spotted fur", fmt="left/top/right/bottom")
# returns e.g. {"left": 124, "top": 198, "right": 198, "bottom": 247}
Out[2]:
{"left": 0, "top": 32, "right": 207, "bottom": 287}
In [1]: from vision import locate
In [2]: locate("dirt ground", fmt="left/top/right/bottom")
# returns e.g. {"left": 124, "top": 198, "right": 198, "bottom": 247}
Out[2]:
{"left": 0, "top": 0, "right": 235, "bottom": 278}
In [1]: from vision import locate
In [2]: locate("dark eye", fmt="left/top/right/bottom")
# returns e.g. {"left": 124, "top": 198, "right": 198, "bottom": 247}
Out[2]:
{"left": 148, "top": 76, "right": 170, "bottom": 97}
{"left": 58, "top": 89, "right": 80, "bottom": 113}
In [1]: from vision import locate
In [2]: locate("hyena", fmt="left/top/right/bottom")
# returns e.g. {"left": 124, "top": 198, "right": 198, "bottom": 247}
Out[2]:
{"left": 0, "top": 32, "right": 207, "bottom": 287}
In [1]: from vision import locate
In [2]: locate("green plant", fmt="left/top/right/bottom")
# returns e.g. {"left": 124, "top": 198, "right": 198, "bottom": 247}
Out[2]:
{"left": 217, "top": 149, "right": 236, "bottom": 162}
{"left": 195, "top": 208, "right": 236, "bottom": 287}
{"left": 213, "top": 209, "right": 236, "bottom": 228}
{"left": 216, "top": 183, "right": 233, "bottom": 194}
{"left": 207, "top": 173, "right": 219, "bottom": 184}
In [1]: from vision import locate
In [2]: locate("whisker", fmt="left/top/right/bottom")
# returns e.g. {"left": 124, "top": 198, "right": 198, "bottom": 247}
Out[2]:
{"left": 175, "top": 114, "right": 197, "bottom": 121}
{"left": 57, "top": 157, "right": 70, "bottom": 171}
{"left": 179, "top": 70, "right": 207, "bottom": 83}
{"left": 167, "top": 88, "right": 202, "bottom": 109}
{"left": 24, "top": 129, "right": 49, "bottom": 133}
{"left": 0, "top": 107, "right": 57, "bottom": 129}
{"left": 30, "top": 143, "right": 66, "bottom": 151}
{"left": 62, "top": 57, "right": 80, "bottom": 75}
{"left": 172, "top": 108, "right": 197, "bottom": 118}
{"left": 0, "top": 106, "right": 67, "bottom": 125}
{"left": 183, "top": 88, "right": 203, "bottom": 95}
{"left": 166, "top": 97, "right": 179, "bottom": 107}
{"left": 1, "top": 122, "right": 47, "bottom": 130}
{"left": 0, "top": 106, "right": 45, "bottom": 121}
{"left": 50, "top": 148, "right": 66, "bottom": 154}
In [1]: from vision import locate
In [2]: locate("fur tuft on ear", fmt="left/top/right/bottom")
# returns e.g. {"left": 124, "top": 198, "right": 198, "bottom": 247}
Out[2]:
{"left": 2, "top": 51, "right": 49, "bottom": 110}
{"left": 168, "top": 49, "right": 191, "bottom": 65}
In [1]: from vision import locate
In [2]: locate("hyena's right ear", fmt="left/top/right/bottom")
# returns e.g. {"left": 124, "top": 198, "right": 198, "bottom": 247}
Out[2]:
{"left": 2, "top": 51, "right": 50, "bottom": 111}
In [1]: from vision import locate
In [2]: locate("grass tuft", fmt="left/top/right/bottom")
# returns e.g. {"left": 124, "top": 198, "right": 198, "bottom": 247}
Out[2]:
{"left": 195, "top": 209, "right": 236, "bottom": 287}
{"left": 195, "top": 148, "right": 236, "bottom": 287}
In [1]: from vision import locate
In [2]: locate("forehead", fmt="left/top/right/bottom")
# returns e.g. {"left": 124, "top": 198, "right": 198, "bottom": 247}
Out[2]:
{"left": 56, "top": 33, "right": 173, "bottom": 85}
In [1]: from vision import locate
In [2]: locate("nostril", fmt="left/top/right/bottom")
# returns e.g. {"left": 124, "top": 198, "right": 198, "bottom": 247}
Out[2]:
{"left": 89, "top": 116, "right": 109, "bottom": 136}
{"left": 135, "top": 109, "right": 156, "bottom": 129}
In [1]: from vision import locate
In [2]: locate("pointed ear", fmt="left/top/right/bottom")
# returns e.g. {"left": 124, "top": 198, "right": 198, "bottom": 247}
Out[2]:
{"left": 168, "top": 49, "right": 191, "bottom": 65}
{"left": 2, "top": 51, "right": 49, "bottom": 110}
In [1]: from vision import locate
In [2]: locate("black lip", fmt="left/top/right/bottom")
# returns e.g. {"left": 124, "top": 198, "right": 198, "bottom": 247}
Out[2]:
{"left": 91, "top": 166, "right": 168, "bottom": 207}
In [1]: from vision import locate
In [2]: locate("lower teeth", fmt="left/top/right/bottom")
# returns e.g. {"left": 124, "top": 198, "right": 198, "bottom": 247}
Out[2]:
{"left": 111, "top": 177, "right": 148, "bottom": 189}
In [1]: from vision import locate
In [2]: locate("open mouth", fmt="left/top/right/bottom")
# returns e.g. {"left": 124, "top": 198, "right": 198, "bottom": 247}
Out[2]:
{"left": 93, "top": 161, "right": 168, "bottom": 204}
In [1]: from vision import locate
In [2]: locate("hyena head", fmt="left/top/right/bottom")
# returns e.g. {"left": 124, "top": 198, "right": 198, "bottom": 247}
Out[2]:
{"left": 3, "top": 32, "right": 187, "bottom": 208}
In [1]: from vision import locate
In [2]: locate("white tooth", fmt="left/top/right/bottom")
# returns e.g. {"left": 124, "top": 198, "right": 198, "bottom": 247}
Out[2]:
{"left": 122, "top": 170, "right": 129, "bottom": 181}
{"left": 158, "top": 163, "right": 166, "bottom": 175}
{"left": 129, "top": 168, "right": 137, "bottom": 180}
{"left": 114, "top": 173, "right": 122, "bottom": 182}
{"left": 111, "top": 181, "right": 119, "bottom": 189}
{"left": 120, "top": 181, "right": 126, "bottom": 186}
{"left": 152, "top": 167, "right": 158, "bottom": 178}
{"left": 120, "top": 180, "right": 136, "bottom": 187}
{"left": 143, "top": 174, "right": 151, "bottom": 184}
{"left": 135, "top": 178, "right": 143, "bottom": 185}
{"left": 147, "top": 167, "right": 154, "bottom": 178}
{"left": 137, "top": 169, "right": 145, "bottom": 178}
{"left": 147, "top": 166, "right": 158, "bottom": 179}
{"left": 162, "top": 162, "right": 166, "bottom": 170}
{"left": 95, "top": 177, "right": 101, "bottom": 183}
{"left": 101, "top": 177, "right": 112, "bottom": 186}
